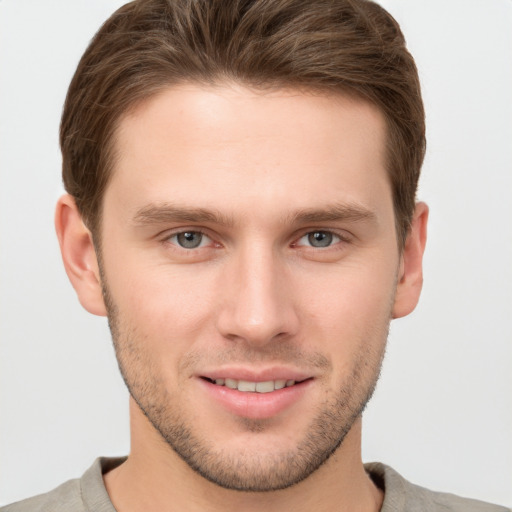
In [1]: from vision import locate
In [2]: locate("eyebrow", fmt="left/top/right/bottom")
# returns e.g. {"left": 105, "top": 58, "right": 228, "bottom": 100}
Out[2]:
{"left": 287, "top": 203, "right": 377, "bottom": 225}
{"left": 133, "top": 203, "right": 235, "bottom": 227}
{"left": 132, "top": 202, "right": 376, "bottom": 228}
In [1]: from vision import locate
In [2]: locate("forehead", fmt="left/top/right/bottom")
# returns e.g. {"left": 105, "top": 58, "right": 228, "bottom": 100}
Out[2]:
{"left": 107, "top": 84, "right": 391, "bottom": 225}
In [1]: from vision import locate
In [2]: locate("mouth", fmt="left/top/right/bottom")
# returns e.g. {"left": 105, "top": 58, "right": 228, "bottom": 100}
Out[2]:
{"left": 198, "top": 373, "right": 313, "bottom": 419}
{"left": 200, "top": 377, "right": 307, "bottom": 393}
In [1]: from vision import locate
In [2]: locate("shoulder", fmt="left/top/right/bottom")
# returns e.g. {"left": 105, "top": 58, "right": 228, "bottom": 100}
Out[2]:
{"left": 365, "top": 462, "right": 510, "bottom": 512}
{"left": 0, "top": 478, "right": 83, "bottom": 512}
{"left": 0, "top": 457, "right": 124, "bottom": 512}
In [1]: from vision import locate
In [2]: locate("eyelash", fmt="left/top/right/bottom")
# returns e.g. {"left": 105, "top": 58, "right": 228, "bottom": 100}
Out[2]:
{"left": 293, "top": 231, "right": 347, "bottom": 249}
{"left": 161, "top": 228, "right": 351, "bottom": 252}
{"left": 163, "top": 230, "right": 216, "bottom": 250}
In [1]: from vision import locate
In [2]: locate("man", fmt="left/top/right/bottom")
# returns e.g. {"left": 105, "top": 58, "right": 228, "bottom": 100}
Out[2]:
{"left": 1, "top": 0, "right": 509, "bottom": 511}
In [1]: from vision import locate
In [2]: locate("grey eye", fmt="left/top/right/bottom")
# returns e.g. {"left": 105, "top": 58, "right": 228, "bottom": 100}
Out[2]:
{"left": 176, "top": 231, "right": 204, "bottom": 249}
{"left": 307, "top": 231, "right": 334, "bottom": 247}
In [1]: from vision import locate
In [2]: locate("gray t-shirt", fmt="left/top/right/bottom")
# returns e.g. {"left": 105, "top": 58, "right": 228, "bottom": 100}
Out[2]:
{"left": 1, "top": 458, "right": 509, "bottom": 511}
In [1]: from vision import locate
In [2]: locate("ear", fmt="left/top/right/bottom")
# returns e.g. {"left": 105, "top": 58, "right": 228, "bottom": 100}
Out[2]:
{"left": 392, "top": 202, "right": 429, "bottom": 319}
{"left": 55, "top": 194, "right": 107, "bottom": 316}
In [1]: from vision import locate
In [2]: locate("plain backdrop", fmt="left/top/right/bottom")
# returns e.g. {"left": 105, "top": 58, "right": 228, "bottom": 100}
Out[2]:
{"left": 1, "top": 0, "right": 511, "bottom": 507}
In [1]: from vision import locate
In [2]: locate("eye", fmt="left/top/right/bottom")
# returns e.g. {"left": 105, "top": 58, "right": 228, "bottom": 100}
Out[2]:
{"left": 168, "top": 231, "right": 211, "bottom": 249}
{"left": 296, "top": 231, "right": 341, "bottom": 248}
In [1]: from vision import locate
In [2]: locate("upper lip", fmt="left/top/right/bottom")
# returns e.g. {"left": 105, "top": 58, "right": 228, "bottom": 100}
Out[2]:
{"left": 196, "top": 366, "right": 314, "bottom": 383}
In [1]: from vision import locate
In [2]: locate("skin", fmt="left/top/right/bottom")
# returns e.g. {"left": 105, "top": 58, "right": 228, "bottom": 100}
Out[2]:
{"left": 56, "top": 84, "right": 428, "bottom": 512}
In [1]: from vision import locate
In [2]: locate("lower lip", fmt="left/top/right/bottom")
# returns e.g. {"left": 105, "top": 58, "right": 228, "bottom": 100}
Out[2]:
{"left": 198, "top": 378, "right": 312, "bottom": 420}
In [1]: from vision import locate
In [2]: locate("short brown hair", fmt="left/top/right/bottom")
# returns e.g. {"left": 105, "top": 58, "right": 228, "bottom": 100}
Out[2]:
{"left": 60, "top": 0, "right": 425, "bottom": 247}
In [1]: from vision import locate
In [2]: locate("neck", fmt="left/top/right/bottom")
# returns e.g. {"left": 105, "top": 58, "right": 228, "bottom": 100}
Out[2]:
{"left": 104, "top": 399, "right": 383, "bottom": 512}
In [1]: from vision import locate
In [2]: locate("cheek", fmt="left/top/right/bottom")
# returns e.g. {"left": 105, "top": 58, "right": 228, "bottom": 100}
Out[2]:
{"left": 103, "top": 243, "right": 398, "bottom": 357}
{"left": 106, "top": 260, "right": 219, "bottom": 340}
{"left": 295, "top": 260, "right": 397, "bottom": 344}
{"left": 104, "top": 262, "right": 221, "bottom": 392}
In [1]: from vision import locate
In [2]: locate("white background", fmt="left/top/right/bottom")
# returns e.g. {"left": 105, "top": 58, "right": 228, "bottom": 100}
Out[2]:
{"left": 1, "top": 0, "right": 511, "bottom": 507}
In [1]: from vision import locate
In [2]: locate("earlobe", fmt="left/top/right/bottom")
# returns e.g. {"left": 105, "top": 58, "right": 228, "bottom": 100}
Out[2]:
{"left": 392, "top": 202, "right": 429, "bottom": 319}
{"left": 55, "top": 194, "right": 107, "bottom": 316}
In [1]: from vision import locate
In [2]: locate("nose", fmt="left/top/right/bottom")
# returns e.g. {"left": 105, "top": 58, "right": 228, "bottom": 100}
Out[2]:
{"left": 216, "top": 244, "right": 299, "bottom": 347}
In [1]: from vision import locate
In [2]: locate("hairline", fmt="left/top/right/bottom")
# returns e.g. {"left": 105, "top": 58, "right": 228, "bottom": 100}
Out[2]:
{"left": 87, "top": 79, "right": 408, "bottom": 253}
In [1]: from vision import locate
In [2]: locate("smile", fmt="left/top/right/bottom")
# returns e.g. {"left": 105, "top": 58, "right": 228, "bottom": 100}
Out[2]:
{"left": 199, "top": 374, "right": 313, "bottom": 418}
{"left": 202, "top": 377, "right": 298, "bottom": 393}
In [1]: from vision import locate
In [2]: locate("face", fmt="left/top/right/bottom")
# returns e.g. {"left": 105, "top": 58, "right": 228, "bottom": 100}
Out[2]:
{"left": 98, "top": 85, "right": 401, "bottom": 491}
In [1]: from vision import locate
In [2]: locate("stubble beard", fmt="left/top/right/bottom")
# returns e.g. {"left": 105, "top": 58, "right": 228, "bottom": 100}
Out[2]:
{"left": 102, "top": 282, "right": 388, "bottom": 492}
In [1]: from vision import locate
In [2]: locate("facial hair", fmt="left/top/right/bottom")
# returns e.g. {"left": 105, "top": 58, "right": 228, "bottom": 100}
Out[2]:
{"left": 102, "top": 279, "right": 389, "bottom": 492}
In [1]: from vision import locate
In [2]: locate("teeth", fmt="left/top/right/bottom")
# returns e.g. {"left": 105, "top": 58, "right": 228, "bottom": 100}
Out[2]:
{"left": 210, "top": 378, "right": 298, "bottom": 393}
{"left": 238, "top": 380, "right": 256, "bottom": 392}
{"left": 255, "top": 381, "right": 274, "bottom": 393}
{"left": 225, "top": 378, "right": 237, "bottom": 389}
{"left": 274, "top": 379, "right": 286, "bottom": 390}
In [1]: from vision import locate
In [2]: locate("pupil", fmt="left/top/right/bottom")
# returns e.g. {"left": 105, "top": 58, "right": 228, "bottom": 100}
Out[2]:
{"left": 177, "top": 232, "right": 202, "bottom": 248}
{"left": 308, "top": 231, "right": 332, "bottom": 247}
